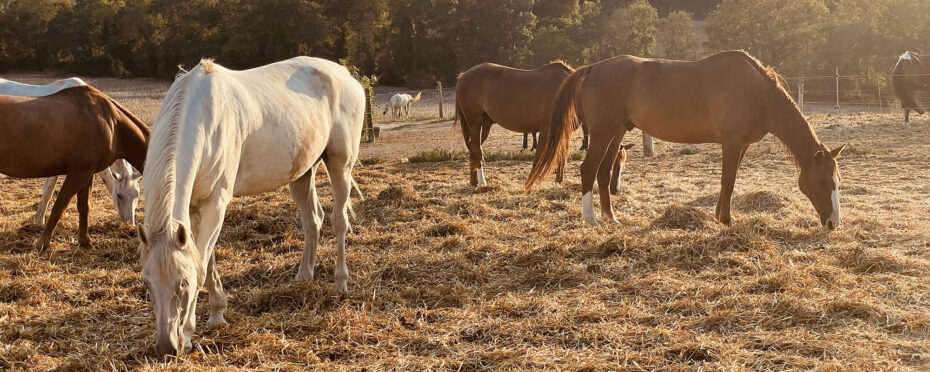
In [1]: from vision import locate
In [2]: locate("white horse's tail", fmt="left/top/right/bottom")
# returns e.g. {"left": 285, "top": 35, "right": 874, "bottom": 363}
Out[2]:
{"left": 411, "top": 91, "right": 422, "bottom": 103}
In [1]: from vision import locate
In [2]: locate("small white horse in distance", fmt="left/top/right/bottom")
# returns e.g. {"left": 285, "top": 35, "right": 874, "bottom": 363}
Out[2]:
{"left": 138, "top": 57, "right": 364, "bottom": 357}
{"left": 383, "top": 91, "right": 422, "bottom": 119}
{"left": 0, "top": 77, "right": 141, "bottom": 224}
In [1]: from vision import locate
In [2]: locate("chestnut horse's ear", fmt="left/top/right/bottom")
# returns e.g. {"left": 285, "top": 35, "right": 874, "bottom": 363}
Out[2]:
{"left": 622, "top": 143, "right": 636, "bottom": 150}
{"left": 830, "top": 144, "right": 847, "bottom": 159}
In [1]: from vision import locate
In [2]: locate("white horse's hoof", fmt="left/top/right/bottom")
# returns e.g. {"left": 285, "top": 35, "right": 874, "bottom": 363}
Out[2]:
{"left": 334, "top": 280, "right": 348, "bottom": 293}
{"left": 902, "top": 122, "right": 909, "bottom": 127}
{"left": 294, "top": 269, "right": 314, "bottom": 281}
{"left": 34, "top": 216, "right": 45, "bottom": 225}
{"left": 206, "top": 314, "right": 228, "bottom": 326}
{"left": 583, "top": 215, "right": 601, "bottom": 227}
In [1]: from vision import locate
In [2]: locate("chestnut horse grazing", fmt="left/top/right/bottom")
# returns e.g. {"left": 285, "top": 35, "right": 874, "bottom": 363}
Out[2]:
{"left": 455, "top": 62, "right": 594, "bottom": 186}
{"left": 0, "top": 77, "right": 142, "bottom": 225}
{"left": 137, "top": 57, "right": 364, "bottom": 356}
{"left": 527, "top": 51, "right": 846, "bottom": 229}
{"left": 892, "top": 51, "right": 929, "bottom": 125}
{"left": 0, "top": 86, "right": 149, "bottom": 249}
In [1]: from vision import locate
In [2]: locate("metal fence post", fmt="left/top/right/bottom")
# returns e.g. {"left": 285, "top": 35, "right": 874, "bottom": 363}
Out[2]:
{"left": 834, "top": 67, "right": 840, "bottom": 114}
{"left": 877, "top": 76, "right": 883, "bottom": 114}
{"left": 437, "top": 81, "right": 444, "bottom": 119}
{"left": 797, "top": 80, "right": 804, "bottom": 113}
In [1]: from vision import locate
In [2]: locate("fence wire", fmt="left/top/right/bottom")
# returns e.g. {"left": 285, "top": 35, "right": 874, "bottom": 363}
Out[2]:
{"left": 371, "top": 72, "right": 929, "bottom": 122}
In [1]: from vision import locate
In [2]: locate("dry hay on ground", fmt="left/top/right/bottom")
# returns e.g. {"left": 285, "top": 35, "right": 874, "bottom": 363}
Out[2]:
{"left": 0, "top": 81, "right": 928, "bottom": 371}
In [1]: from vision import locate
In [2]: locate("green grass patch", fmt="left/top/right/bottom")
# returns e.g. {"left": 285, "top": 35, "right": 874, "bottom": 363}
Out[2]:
{"left": 677, "top": 145, "right": 702, "bottom": 155}
{"left": 409, "top": 149, "right": 469, "bottom": 163}
{"left": 359, "top": 156, "right": 388, "bottom": 165}
{"left": 570, "top": 150, "right": 586, "bottom": 161}
{"left": 485, "top": 150, "right": 536, "bottom": 162}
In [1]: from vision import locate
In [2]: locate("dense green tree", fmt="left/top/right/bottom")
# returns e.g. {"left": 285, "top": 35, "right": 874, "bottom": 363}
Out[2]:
{"left": 603, "top": 0, "right": 658, "bottom": 58}
{"left": 0, "top": 0, "right": 70, "bottom": 70}
{"left": 656, "top": 10, "right": 697, "bottom": 60}
{"left": 705, "top": 0, "right": 829, "bottom": 75}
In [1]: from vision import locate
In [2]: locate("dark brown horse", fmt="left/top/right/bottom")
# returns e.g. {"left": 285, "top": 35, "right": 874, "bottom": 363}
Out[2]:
{"left": 892, "top": 51, "right": 929, "bottom": 125}
{"left": 527, "top": 51, "right": 846, "bottom": 229}
{"left": 455, "top": 62, "right": 600, "bottom": 186}
{"left": 0, "top": 85, "right": 150, "bottom": 249}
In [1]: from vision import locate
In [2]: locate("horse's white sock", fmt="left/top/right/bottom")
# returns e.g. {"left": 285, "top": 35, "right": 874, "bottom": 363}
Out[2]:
{"left": 476, "top": 168, "right": 487, "bottom": 186}
{"left": 582, "top": 191, "right": 599, "bottom": 226}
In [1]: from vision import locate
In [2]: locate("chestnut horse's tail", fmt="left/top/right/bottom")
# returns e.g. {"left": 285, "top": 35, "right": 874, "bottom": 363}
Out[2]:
{"left": 525, "top": 65, "right": 592, "bottom": 190}
{"left": 453, "top": 97, "right": 471, "bottom": 145}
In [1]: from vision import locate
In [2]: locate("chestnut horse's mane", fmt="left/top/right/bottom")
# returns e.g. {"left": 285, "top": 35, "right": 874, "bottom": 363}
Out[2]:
{"left": 733, "top": 51, "right": 819, "bottom": 168}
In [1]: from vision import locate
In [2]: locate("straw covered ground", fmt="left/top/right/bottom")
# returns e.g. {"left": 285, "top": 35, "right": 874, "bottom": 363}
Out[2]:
{"left": 0, "top": 74, "right": 929, "bottom": 370}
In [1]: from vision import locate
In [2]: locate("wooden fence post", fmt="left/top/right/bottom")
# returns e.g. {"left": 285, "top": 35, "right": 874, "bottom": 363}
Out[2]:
{"left": 437, "top": 81, "right": 444, "bottom": 119}
{"left": 365, "top": 86, "right": 376, "bottom": 143}
{"left": 642, "top": 133, "right": 655, "bottom": 157}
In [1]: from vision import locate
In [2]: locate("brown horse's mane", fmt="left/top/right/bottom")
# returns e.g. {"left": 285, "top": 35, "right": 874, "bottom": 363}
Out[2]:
{"left": 732, "top": 51, "right": 820, "bottom": 168}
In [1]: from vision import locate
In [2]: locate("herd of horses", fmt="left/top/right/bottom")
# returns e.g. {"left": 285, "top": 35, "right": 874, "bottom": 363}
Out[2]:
{"left": 0, "top": 50, "right": 923, "bottom": 356}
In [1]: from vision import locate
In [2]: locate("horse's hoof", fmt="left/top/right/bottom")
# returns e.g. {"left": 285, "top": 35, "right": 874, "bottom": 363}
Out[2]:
{"left": 35, "top": 239, "right": 51, "bottom": 251}
{"left": 294, "top": 270, "right": 315, "bottom": 282}
{"left": 79, "top": 238, "right": 92, "bottom": 248}
{"left": 601, "top": 214, "right": 620, "bottom": 225}
{"left": 334, "top": 280, "right": 348, "bottom": 293}
{"left": 33, "top": 216, "right": 45, "bottom": 225}
{"left": 583, "top": 215, "right": 601, "bottom": 227}
{"left": 718, "top": 216, "right": 732, "bottom": 226}
{"left": 902, "top": 122, "right": 909, "bottom": 127}
{"left": 206, "top": 314, "right": 228, "bottom": 326}
{"left": 609, "top": 188, "right": 619, "bottom": 195}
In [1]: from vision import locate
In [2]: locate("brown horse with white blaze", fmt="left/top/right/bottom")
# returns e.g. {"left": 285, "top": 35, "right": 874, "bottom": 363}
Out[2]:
{"left": 455, "top": 62, "right": 600, "bottom": 186}
{"left": 0, "top": 85, "right": 149, "bottom": 249}
{"left": 527, "top": 51, "right": 846, "bottom": 229}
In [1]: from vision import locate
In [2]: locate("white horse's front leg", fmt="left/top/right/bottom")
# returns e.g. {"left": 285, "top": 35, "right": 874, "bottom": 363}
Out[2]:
{"left": 34, "top": 176, "right": 58, "bottom": 224}
{"left": 193, "top": 196, "right": 231, "bottom": 327}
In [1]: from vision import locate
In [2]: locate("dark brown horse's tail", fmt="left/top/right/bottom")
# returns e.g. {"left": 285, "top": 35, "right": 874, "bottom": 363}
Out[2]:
{"left": 526, "top": 65, "right": 591, "bottom": 190}
{"left": 892, "top": 52, "right": 924, "bottom": 112}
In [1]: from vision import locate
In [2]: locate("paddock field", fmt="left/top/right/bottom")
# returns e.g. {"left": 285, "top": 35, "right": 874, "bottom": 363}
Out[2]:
{"left": 0, "top": 74, "right": 929, "bottom": 370}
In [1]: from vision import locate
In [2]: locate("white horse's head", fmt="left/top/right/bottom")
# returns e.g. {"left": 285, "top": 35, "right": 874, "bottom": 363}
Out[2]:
{"left": 137, "top": 220, "right": 203, "bottom": 357}
{"left": 108, "top": 160, "right": 142, "bottom": 224}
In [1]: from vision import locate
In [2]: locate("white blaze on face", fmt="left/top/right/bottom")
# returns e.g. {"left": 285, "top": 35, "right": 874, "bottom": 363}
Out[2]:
{"left": 476, "top": 168, "right": 487, "bottom": 186}
{"left": 829, "top": 175, "right": 840, "bottom": 227}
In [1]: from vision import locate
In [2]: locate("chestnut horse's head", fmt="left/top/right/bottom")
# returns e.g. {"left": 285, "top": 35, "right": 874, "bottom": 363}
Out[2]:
{"left": 798, "top": 144, "right": 845, "bottom": 230}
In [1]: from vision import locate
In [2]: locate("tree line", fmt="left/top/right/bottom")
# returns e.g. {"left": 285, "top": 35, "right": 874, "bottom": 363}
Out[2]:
{"left": 0, "top": 0, "right": 927, "bottom": 89}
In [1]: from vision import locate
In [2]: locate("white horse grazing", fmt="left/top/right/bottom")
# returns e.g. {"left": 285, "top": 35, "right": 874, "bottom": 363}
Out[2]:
{"left": 137, "top": 57, "right": 364, "bottom": 356}
{"left": 0, "top": 77, "right": 141, "bottom": 224}
{"left": 382, "top": 92, "right": 422, "bottom": 119}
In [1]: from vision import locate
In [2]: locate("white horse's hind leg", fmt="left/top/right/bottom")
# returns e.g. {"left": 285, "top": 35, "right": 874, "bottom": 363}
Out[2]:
{"left": 35, "top": 176, "right": 58, "bottom": 224}
{"left": 324, "top": 156, "right": 353, "bottom": 292}
{"left": 204, "top": 253, "right": 227, "bottom": 325}
{"left": 289, "top": 168, "right": 323, "bottom": 281}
